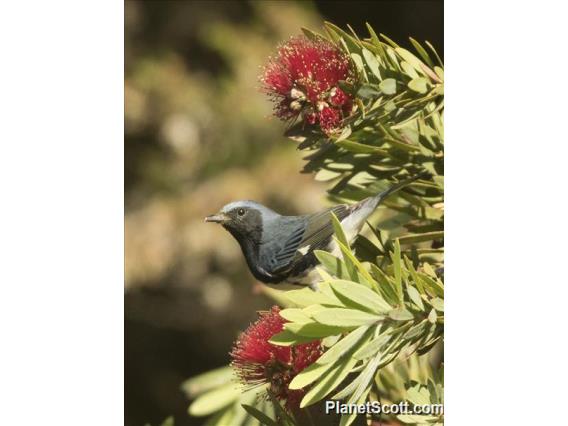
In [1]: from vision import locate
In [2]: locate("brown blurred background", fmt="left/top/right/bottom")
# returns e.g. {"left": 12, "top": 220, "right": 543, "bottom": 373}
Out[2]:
{"left": 125, "top": 1, "right": 443, "bottom": 425}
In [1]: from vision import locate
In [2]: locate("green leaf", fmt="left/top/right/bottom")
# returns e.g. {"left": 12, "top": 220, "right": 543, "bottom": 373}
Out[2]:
{"left": 181, "top": 366, "right": 234, "bottom": 397}
{"left": 401, "top": 61, "right": 419, "bottom": 79}
{"left": 391, "top": 240, "right": 404, "bottom": 304}
{"left": 365, "top": 22, "right": 381, "bottom": 45}
{"left": 356, "top": 98, "right": 366, "bottom": 119}
{"left": 422, "top": 262, "right": 438, "bottom": 278}
{"left": 322, "top": 333, "right": 341, "bottom": 347}
{"left": 369, "top": 264, "right": 400, "bottom": 305}
{"left": 419, "top": 273, "right": 444, "bottom": 298}
{"left": 404, "top": 321, "right": 427, "bottom": 339}
{"left": 398, "top": 231, "right": 444, "bottom": 244}
{"left": 159, "top": 417, "right": 174, "bottom": 426}
{"left": 336, "top": 140, "right": 388, "bottom": 155}
{"left": 335, "top": 125, "right": 352, "bottom": 142}
{"left": 351, "top": 53, "right": 368, "bottom": 81}
{"left": 330, "top": 212, "right": 350, "bottom": 249}
{"left": 362, "top": 48, "right": 382, "bottom": 80}
{"left": 300, "top": 356, "right": 359, "bottom": 408}
{"left": 353, "top": 333, "right": 390, "bottom": 360}
{"left": 226, "top": 388, "right": 256, "bottom": 426}
{"left": 385, "top": 137, "right": 420, "bottom": 152}
{"left": 339, "top": 386, "right": 372, "bottom": 426}
{"left": 284, "top": 322, "right": 347, "bottom": 338}
{"left": 409, "top": 37, "right": 434, "bottom": 68}
{"left": 278, "top": 308, "right": 312, "bottom": 323}
{"left": 380, "top": 33, "right": 400, "bottom": 48}
{"left": 285, "top": 286, "right": 343, "bottom": 308}
{"left": 288, "top": 360, "right": 338, "bottom": 391}
{"left": 331, "top": 368, "right": 366, "bottom": 400}
{"left": 425, "top": 40, "right": 444, "bottom": 66}
{"left": 188, "top": 383, "right": 241, "bottom": 416}
{"left": 316, "top": 325, "right": 371, "bottom": 364}
{"left": 301, "top": 27, "right": 324, "bottom": 42}
{"left": 428, "top": 308, "right": 438, "bottom": 323}
{"left": 241, "top": 405, "right": 278, "bottom": 426}
{"left": 379, "top": 78, "right": 397, "bottom": 95}
{"left": 434, "top": 66, "right": 444, "bottom": 81}
{"left": 267, "top": 391, "right": 296, "bottom": 426}
{"left": 324, "top": 21, "right": 361, "bottom": 53}
{"left": 269, "top": 330, "right": 318, "bottom": 346}
{"left": 289, "top": 326, "right": 370, "bottom": 389}
{"left": 407, "top": 286, "right": 425, "bottom": 310}
{"left": 315, "top": 250, "right": 353, "bottom": 281}
{"left": 403, "top": 256, "right": 425, "bottom": 294}
{"left": 348, "top": 354, "right": 381, "bottom": 403}
{"left": 316, "top": 266, "right": 334, "bottom": 282}
{"left": 388, "top": 308, "right": 414, "bottom": 321}
{"left": 406, "top": 384, "right": 432, "bottom": 406}
{"left": 329, "top": 279, "right": 391, "bottom": 314}
{"left": 315, "top": 168, "right": 342, "bottom": 182}
{"left": 398, "top": 414, "right": 440, "bottom": 424}
{"left": 356, "top": 83, "right": 382, "bottom": 99}
{"left": 303, "top": 303, "right": 329, "bottom": 317}
{"left": 334, "top": 238, "right": 377, "bottom": 288}
{"left": 408, "top": 77, "right": 429, "bottom": 94}
{"left": 202, "top": 406, "right": 234, "bottom": 426}
{"left": 313, "top": 308, "right": 383, "bottom": 327}
{"left": 430, "top": 297, "right": 444, "bottom": 312}
{"left": 395, "top": 47, "right": 425, "bottom": 73}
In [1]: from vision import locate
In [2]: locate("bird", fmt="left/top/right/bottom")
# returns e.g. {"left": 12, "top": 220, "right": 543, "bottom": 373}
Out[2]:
{"left": 205, "top": 172, "right": 427, "bottom": 290}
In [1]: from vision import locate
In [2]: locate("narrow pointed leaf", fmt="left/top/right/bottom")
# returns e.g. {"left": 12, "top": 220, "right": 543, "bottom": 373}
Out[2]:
{"left": 289, "top": 326, "right": 370, "bottom": 389}
{"left": 300, "top": 357, "right": 359, "bottom": 408}
{"left": 391, "top": 240, "right": 404, "bottom": 304}
{"left": 329, "top": 279, "right": 391, "bottom": 314}
{"left": 388, "top": 308, "right": 414, "bottom": 321}
{"left": 313, "top": 308, "right": 382, "bottom": 327}
{"left": 362, "top": 48, "right": 382, "bottom": 80}
{"left": 188, "top": 383, "right": 241, "bottom": 416}
{"left": 241, "top": 405, "right": 278, "bottom": 426}
{"left": 407, "top": 286, "right": 425, "bottom": 310}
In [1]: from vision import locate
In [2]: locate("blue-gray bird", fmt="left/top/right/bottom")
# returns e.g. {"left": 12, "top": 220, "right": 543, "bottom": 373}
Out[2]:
{"left": 205, "top": 173, "right": 426, "bottom": 289}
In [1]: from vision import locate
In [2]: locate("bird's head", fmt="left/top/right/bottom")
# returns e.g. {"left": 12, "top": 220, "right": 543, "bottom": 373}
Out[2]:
{"left": 205, "top": 200, "right": 276, "bottom": 245}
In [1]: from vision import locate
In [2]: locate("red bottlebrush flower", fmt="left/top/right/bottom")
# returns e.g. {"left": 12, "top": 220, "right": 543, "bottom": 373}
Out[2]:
{"left": 230, "top": 306, "right": 322, "bottom": 409}
{"left": 329, "top": 87, "right": 348, "bottom": 106}
{"left": 260, "top": 35, "right": 354, "bottom": 135}
{"left": 304, "top": 111, "right": 318, "bottom": 125}
{"left": 319, "top": 106, "right": 341, "bottom": 134}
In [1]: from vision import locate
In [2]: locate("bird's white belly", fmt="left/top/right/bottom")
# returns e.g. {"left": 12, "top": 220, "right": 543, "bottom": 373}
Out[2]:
{"left": 286, "top": 266, "right": 322, "bottom": 289}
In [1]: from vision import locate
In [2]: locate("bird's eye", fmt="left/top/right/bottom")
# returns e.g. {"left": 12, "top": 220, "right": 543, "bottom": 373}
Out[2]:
{"left": 237, "top": 208, "right": 246, "bottom": 216}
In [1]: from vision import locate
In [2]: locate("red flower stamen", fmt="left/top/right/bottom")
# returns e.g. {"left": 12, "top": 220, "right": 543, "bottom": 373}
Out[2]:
{"left": 319, "top": 106, "right": 341, "bottom": 134}
{"left": 230, "top": 306, "right": 322, "bottom": 409}
{"left": 329, "top": 87, "right": 348, "bottom": 106}
{"left": 260, "top": 35, "right": 354, "bottom": 135}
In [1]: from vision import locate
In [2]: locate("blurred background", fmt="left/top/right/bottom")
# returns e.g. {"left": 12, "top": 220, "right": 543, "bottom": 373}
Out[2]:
{"left": 125, "top": 1, "right": 443, "bottom": 425}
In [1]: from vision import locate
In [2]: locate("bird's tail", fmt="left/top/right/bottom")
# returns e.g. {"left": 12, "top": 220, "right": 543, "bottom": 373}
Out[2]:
{"left": 368, "top": 170, "right": 430, "bottom": 209}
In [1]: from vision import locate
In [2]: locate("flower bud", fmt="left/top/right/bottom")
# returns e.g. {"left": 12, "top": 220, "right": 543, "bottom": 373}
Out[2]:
{"left": 290, "top": 87, "right": 306, "bottom": 100}
{"left": 289, "top": 100, "right": 303, "bottom": 111}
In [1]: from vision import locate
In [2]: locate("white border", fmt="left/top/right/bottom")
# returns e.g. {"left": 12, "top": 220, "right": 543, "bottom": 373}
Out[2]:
{"left": 446, "top": 0, "right": 568, "bottom": 424}
{"left": 0, "top": 2, "right": 123, "bottom": 424}
{"left": 1, "top": 0, "right": 568, "bottom": 424}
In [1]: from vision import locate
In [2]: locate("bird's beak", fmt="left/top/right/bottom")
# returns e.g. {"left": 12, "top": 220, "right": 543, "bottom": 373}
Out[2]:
{"left": 204, "top": 213, "right": 229, "bottom": 223}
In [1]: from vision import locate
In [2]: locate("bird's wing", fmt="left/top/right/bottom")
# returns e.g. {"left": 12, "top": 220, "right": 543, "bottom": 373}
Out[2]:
{"left": 270, "top": 204, "right": 350, "bottom": 274}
